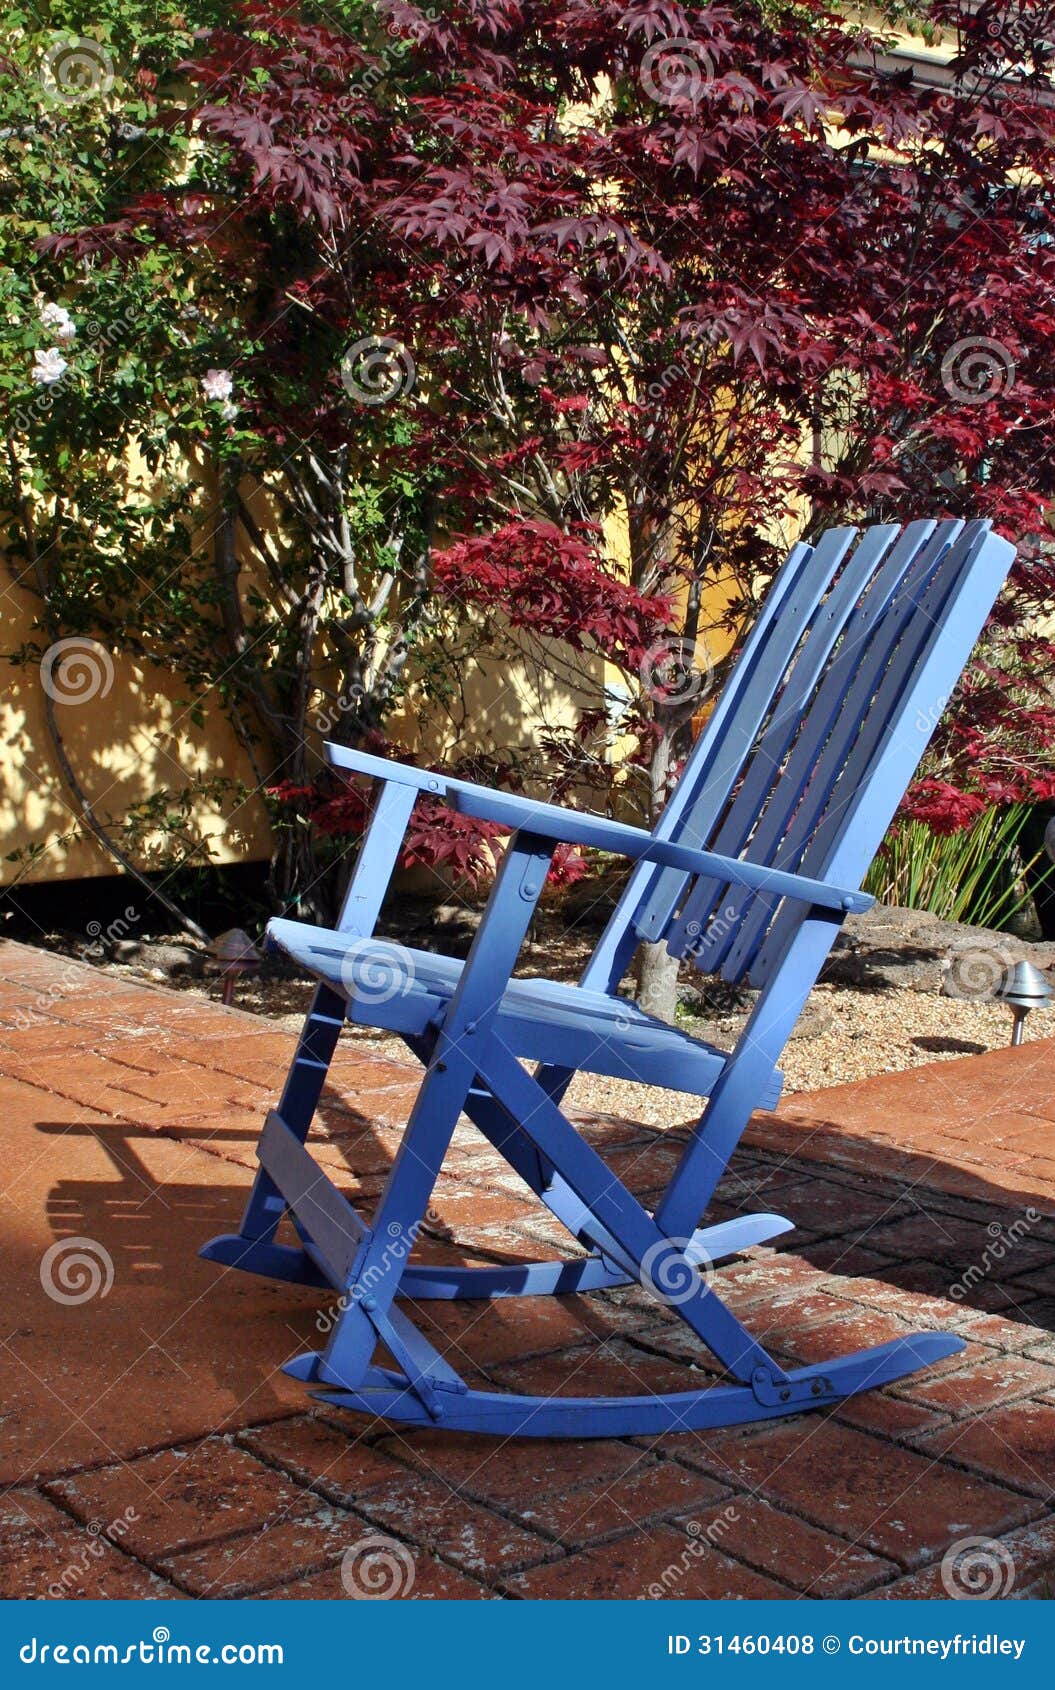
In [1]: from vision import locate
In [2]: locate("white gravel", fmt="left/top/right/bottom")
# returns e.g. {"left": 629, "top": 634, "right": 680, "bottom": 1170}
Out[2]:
{"left": 335, "top": 982, "right": 1020, "bottom": 1130}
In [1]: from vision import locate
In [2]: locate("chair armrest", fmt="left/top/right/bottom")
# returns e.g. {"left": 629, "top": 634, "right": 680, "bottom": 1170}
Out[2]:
{"left": 324, "top": 742, "right": 872, "bottom": 917}
{"left": 325, "top": 742, "right": 515, "bottom": 814}
{"left": 325, "top": 743, "right": 458, "bottom": 796}
{"left": 450, "top": 788, "right": 873, "bottom": 916}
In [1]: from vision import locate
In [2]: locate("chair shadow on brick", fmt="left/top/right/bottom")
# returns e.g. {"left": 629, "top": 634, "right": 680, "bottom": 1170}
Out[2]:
{"left": 203, "top": 518, "right": 1016, "bottom": 1436}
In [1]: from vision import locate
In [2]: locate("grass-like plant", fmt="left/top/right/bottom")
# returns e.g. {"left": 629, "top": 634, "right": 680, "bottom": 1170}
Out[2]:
{"left": 864, "top": 804, "right": 1048, "bottom": 929}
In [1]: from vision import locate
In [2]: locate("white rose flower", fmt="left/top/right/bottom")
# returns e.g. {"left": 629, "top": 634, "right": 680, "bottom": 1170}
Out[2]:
{"left": 32, "top": 347, "right": 69, "bottom": 385}
{"left": 201, "top": 367, "right": 234, "bottom": 402}
{"left": 220, "top": 399, "right": 238, "bottom": 422}
{"left": 39, "top": 302, "right": 76, "bottom": 343}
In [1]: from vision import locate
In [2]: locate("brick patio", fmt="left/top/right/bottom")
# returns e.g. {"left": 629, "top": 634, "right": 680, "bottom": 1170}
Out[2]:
{"left": 1, "top": 937, "right": 1054, "bottom": 1600}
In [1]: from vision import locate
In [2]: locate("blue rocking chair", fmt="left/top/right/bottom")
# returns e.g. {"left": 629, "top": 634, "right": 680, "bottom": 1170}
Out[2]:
{"left": 203, "top": 518, "right": 1014, "bottom": 1437}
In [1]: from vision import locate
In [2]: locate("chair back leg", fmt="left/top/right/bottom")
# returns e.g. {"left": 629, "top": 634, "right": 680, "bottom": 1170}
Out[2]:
{"left": 658, "top": 911, "right": 843, "bottom": 1238}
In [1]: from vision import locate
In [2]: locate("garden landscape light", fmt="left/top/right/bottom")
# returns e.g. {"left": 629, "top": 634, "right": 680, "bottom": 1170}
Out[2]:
{"left": 996, "top": 960, "right": 1053, "bottom": 1046}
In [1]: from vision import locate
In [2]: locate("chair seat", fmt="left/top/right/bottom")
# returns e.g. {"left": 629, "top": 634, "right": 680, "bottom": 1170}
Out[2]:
{"left": 266, "top": 917, "right": 782, "bottom": 1104}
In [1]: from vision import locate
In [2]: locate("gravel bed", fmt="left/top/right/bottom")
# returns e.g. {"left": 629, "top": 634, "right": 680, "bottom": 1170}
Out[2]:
{"left": 329, "top": 981, "right": 1017, "bottom": 1129}
{"left": 572, "top": 982, "right": 1016, "bottom": 1124}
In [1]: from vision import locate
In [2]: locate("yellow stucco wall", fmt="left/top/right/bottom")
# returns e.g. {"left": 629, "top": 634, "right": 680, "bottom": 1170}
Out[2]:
{"left": 1, "top": 556, "right": 606, "bottom": 885}
{"left": 1, "top": 573, "right": 273, "bottom": 885}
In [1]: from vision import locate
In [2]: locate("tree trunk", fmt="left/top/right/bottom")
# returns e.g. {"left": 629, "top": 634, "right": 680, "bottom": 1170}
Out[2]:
{"left": 634, "top": 712, "right": 681, "bottom": 1023}
{"left": 635, "top": 938, "right": 680, "bottom": 1025}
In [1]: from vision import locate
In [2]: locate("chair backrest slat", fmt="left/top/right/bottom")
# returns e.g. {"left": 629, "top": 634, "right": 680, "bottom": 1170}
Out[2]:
{"left": 666, "top": 520, "right": 922, "bottom": 959}
{"left": 582, "top": 534, "right": 818, "bottom": 988}
{"left": 631, "top": 526, "right": 860, "bottom": 946}
{"left": 584, "top": 516, "right": 1013, "bottom": 1003}
{"left": 711, "top": 521, "right": 967, "bottom": 980}
{"left": 745, "top": 521, "right": 1010, "bottom": 985}
{"left": 675, "top": 519, "right": 953, "bottom": 975}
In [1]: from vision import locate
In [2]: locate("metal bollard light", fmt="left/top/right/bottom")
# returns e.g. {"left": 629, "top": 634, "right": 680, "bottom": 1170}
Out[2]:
{"left": 208, "top": 927, "right": 262, "bottom": 1006}
{"left": 996, "top": 960, "right": 1053, "bottom": 1047}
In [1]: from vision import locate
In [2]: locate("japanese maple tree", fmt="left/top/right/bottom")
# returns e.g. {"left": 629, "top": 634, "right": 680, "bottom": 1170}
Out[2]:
{"left": 38, "top": 0, "right": 1055, "bottom": 995}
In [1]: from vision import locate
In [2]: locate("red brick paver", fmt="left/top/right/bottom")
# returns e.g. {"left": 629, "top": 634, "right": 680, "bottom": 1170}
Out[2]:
{"left": 1, "top": 938, "right": 1054, "bottom": 1600}
{"left": 753, "top": 1042, "right": 1055, "bottom": 1214}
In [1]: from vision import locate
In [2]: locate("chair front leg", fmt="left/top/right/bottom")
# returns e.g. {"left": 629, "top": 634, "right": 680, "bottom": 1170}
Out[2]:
{"left": 228, "top": 981, "right": 348, "bottom": 1254}
{"left": 306, "top": 832, "right": 556, "bottom": 1399}
{"left": 202, "top": 779, "right": 417, "bottom": 1275}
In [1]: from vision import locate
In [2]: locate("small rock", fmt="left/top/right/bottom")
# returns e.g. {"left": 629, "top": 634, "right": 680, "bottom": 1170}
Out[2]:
{"left": 822, "top": 904, "right": 1055, "bottom": 994}
{"left": 788, "top": 1004, "right": 834, "bottom": 1042}
{"left": 429, "top": 902, "right": 479, "bottom": 929}
{"left": 111, "top": 940, "right": 204, "bottom": 978}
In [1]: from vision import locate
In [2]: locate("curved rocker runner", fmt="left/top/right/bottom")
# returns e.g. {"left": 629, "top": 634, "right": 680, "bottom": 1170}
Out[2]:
{"left": 202, "top": 517, "right": 1014, "bottom": 1437}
